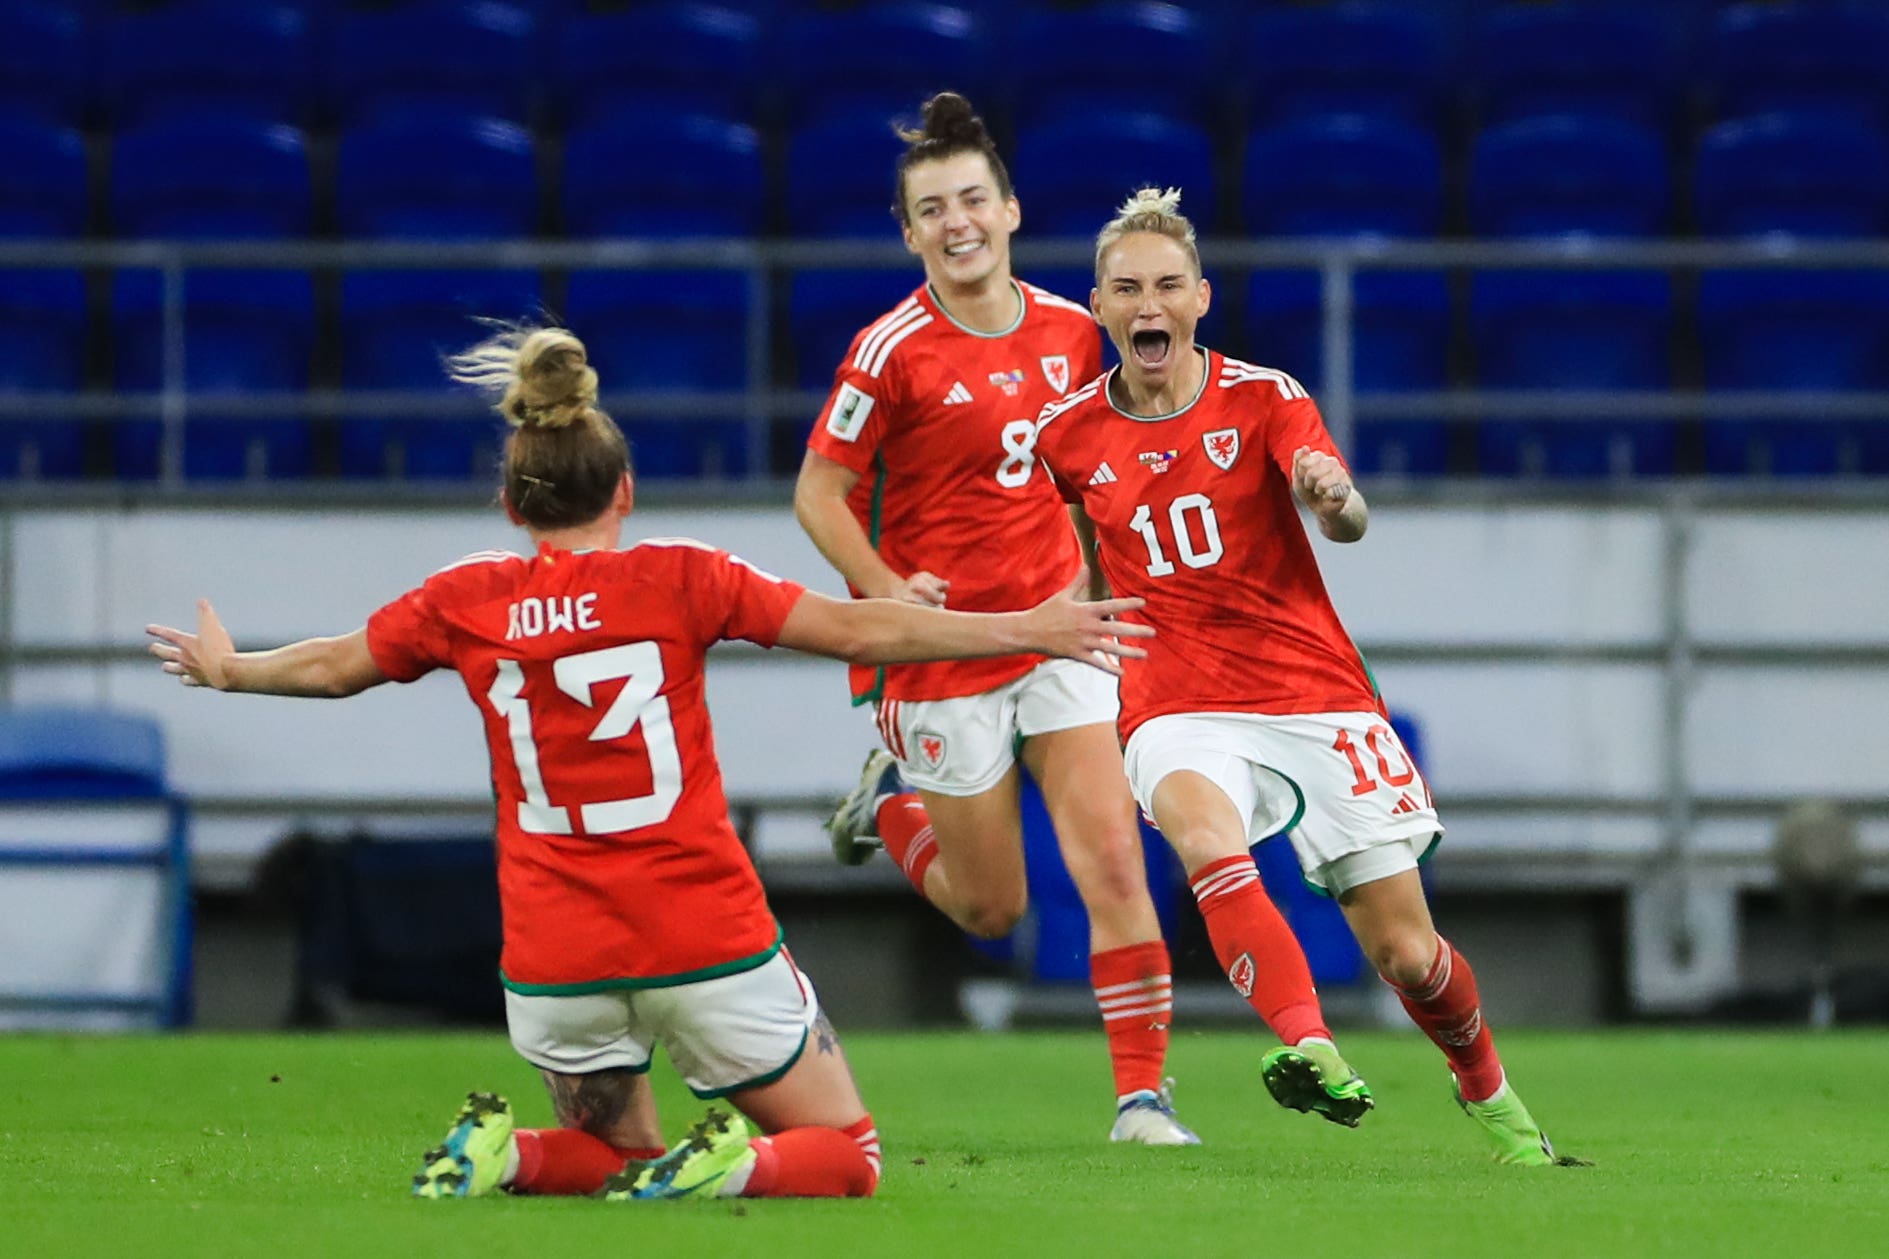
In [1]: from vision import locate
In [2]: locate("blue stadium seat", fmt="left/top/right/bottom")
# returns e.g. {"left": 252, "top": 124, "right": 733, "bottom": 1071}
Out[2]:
{"left": 1243, "top": 2, "right": 1448, "bottom": 125}
{"left": 788, "top": 269, "right": 922, "bottom": 391}
{"left": 1694, "top": 112, "right": 1889, "bottom": 238}
{"left": 552, "top": 2, "right": 761, "bottom": 126}
{"left": 0, "top": 1, "right": 88, "bottom": 126}
{"left": 1242, "top": 113, "right": 1443, "bottom": 237}
{"left": 1472, "top": 272, "right": 1675, "bottom": 478}
{"left": 0, "top": 706, "right": 167, "bottom": 799}
{"left": 337, "top": 115, "right": 536, "bottom": 239}
{"left": 1246, "top": 271, "right": 1450, "bottom": 477}
{"left": 564, "top": 269, "right": 751, "bottom": 479}
{"left": 779, "top": 2, "right": 986, "bottom": 127}
{"left": 0, "top": 270, "right": 87, "bottom": 479}
{"left": 1240, "top": 115, "right": 1445, "bottom": 476}
{"left": 1708, "top": 1, "right": 1889, "bottom": 127}
{"left": 1698, "top": 270, "right": 1889, "bottom": 476}
{"left": 1013, "top": 109, "right": 1218, "bottom": 236}
{"left": 1008, "top": 3, "right": 1214, "bottom": 129}
{"left": 1468, "top": 114, "right": 1673, "bottom": 477}
{"left": 339, "top": 270, "right": 542, "bottom": 478}
{"left": 111, "top": 118, "right": 310, "bottom": 239}
{"left": 0, "top": 111, "right": 86, "bottom": 237}
{"left": 111, "top": 271, "right": 314, "bottom": 481}
{"left": 786, "top": 114, "right": 911, "bottom": 237}
{"left": 102, "top": 2, "right": 310, "bottom": 127}
{"left": 563, "top": 110, "right": 762, "bottom": 238}
{"left": 1470, "top": 114, "right": 1670, "bottom": 237}
{"left": 331, "top": 0, "right": 536, "bottom": 127}
{"left": 1473, "top": 4, "right": 1679, "bottom": 130}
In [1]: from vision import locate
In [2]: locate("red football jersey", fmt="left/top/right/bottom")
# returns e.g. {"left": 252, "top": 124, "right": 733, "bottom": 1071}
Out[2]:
{"left": 1033, "top": 349, "right": 1379, "bottom": 743}
{"left": 365, "top": 539, "right": 807, "bottom": 991}
{"left": 806, "top": 279, "right": 1103, "bottom": 703}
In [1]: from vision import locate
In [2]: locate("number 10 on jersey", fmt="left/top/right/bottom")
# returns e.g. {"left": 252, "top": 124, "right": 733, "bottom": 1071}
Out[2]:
{"left": 1129, "top": 494, "right": 1225, "bottom": 576}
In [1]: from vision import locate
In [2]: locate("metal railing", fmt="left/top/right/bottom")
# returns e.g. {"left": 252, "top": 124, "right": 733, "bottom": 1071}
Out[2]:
{"left": 6, "top": 235, "right": 1889, "bottom": 489}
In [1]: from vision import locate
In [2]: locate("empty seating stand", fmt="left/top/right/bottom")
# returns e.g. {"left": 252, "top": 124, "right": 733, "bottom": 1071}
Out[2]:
{"left": 0, "top": 706, "right": 193, "bottom": 1029}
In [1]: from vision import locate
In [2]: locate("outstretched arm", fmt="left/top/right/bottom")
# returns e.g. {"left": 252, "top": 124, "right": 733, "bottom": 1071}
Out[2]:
{"left": 146, "top": 600, "right": 389, "bottom": 697}
{"left": 774, "top": 571, "right": 1151, "bottom": 677}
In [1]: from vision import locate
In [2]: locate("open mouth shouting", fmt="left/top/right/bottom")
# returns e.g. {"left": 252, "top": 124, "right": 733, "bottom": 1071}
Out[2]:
{"left": 1131, "top": 328, "right": 1173, "bottom": 369}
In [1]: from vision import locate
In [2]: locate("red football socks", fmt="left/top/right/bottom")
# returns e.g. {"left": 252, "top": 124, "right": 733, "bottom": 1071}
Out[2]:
{"left": 875, "top": 793, "right": 938, "bottom": 894}
{"left": 510, "top": 1128, "right": 662, "bottom": 1196}
{"left": 1390, "top": 935, "right": 1506, "bottom": 1102}
{"left": 1189, "top": 855, "right": 1331, "bottom": 1047}
{"left": 741, "top": 1115, "right": 881, "bottom": 1198}
{"left": 1090, "top": 940, "right": 1172, "bottom": 1099}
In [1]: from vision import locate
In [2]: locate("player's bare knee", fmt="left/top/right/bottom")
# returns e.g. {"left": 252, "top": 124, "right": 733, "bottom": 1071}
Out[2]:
{"left": 959, "top": 892, "right": 1026, "bottom": 939}
{"left": 1367, "top": 933, "right": 1437, "bottom": 988}
{"left": 1070, "top": 833, "right": 1150, "bottom": 912}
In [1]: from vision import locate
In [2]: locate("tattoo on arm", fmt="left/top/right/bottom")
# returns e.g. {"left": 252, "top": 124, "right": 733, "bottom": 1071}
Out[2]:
{"left": 542, "top": 1067, "right": 637, "bottom": 1134}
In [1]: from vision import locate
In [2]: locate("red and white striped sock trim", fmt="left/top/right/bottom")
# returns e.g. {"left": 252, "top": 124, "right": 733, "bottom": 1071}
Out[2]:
{"left": 846, "top": 1116, "right": 882, "bottom": 1191}
{"left": 1094, "top": 975, "right": 1174, "bottom": 1025}
{"left": 900, "top": 825, "right": 936, "bottom": 882}
{"left": 1190, "top": 855, "right": 1262, "bottom": 906}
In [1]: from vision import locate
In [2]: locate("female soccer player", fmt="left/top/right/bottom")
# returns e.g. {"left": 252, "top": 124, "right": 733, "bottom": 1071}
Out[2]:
{"left": 1031, "top": 188, "right": 1584, "bottom": 1166}
{"left": 147, "top": 326, "right": 1151, "bottom": 1201}
{"left": 794, "top": 92, "right": 1196, "bottom": 1145}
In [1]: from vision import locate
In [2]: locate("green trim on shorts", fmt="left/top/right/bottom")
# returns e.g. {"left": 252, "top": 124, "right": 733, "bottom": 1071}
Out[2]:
{"left": 1257, "top": 763, "right": 1308, "bottom": 840}
{"left": 688, "top": 1025, "right": 810, "bottom": 1100}
{"left": 852, "top": 450, "right": 891, "bottom": 709}
{"left": 1300, "top": 829, "right": 1445, "bottom": 901}
{"left": 498, "top": 934, "right": 783, "bottom": 996}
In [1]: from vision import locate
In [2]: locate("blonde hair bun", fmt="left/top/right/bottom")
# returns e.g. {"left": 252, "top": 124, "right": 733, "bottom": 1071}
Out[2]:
{"left": 447, "top": 324, "right": 599, "bottom": 430}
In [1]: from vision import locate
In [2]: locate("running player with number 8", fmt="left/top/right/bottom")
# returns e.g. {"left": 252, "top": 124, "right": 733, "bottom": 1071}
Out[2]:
{"left": 795, "top": 93, "right": 1196, "bottom": 1145}
{"left": 1032, "top": 188, "right": 1587, "bottom": 1166}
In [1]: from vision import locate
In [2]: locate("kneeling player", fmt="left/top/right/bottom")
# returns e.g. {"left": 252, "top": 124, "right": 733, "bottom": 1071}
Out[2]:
{"left": 147, "top": 324, "right": 1151, "bottom": 1197}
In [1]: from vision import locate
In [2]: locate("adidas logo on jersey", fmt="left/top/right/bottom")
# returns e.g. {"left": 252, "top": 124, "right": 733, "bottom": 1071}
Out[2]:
{"left": 942, "top": 382, "right": 974, "bottom": 405}
{"left": 1088, "top": 461, "right": 1118, "bottom": 486}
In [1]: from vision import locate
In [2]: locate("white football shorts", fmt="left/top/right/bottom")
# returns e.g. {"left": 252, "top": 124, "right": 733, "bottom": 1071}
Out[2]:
{"left": 874, "top": 657, "right": 1119, "bottom": 796}
{"left": 1122, "top": 710, "right": 1443, "bottom": 896}
{"left": 504, "top": 948, "right": 821, "bottom": 1098}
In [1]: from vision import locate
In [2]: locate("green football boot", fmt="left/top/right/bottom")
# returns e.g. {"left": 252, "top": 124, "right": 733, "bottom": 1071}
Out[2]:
{"left": 1259, "top": 1040, "right": 1375, "bottom": 1128}
{"left": 1453, "top": 1077, "right": 1591, "bottom": 1167}
{"left": 602, "top": 1109, "right": 757, "bottom": 1201}
{"left": 412, "top": 1091, "right": 515, "bottom": 1198}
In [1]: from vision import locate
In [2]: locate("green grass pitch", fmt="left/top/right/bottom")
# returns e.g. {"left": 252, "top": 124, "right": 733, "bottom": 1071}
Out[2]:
{"left": 3, "top": 1029, "right": 1885, "bottom": 1258}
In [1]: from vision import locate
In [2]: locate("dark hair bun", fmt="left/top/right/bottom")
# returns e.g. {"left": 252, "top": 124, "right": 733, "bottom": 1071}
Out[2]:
{"left": 921, "top": 92, "right": 988, "bottom": 145}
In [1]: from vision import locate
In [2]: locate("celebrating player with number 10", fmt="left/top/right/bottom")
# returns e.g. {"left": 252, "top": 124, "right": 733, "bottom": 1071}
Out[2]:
{"left": 795, "top": 93, "right": 1196, "bottom": 1145}
{"left": 1033, "top": 188, "right": 1585, "bottom": 1166}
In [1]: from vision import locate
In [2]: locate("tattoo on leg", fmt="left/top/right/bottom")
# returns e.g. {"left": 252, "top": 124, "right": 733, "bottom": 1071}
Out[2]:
{"left": 814, "top": 1012, "right": 839, "bottom": 1056}
{"left": 542, "top": 1068, "right": 637, "bottom": 1135}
